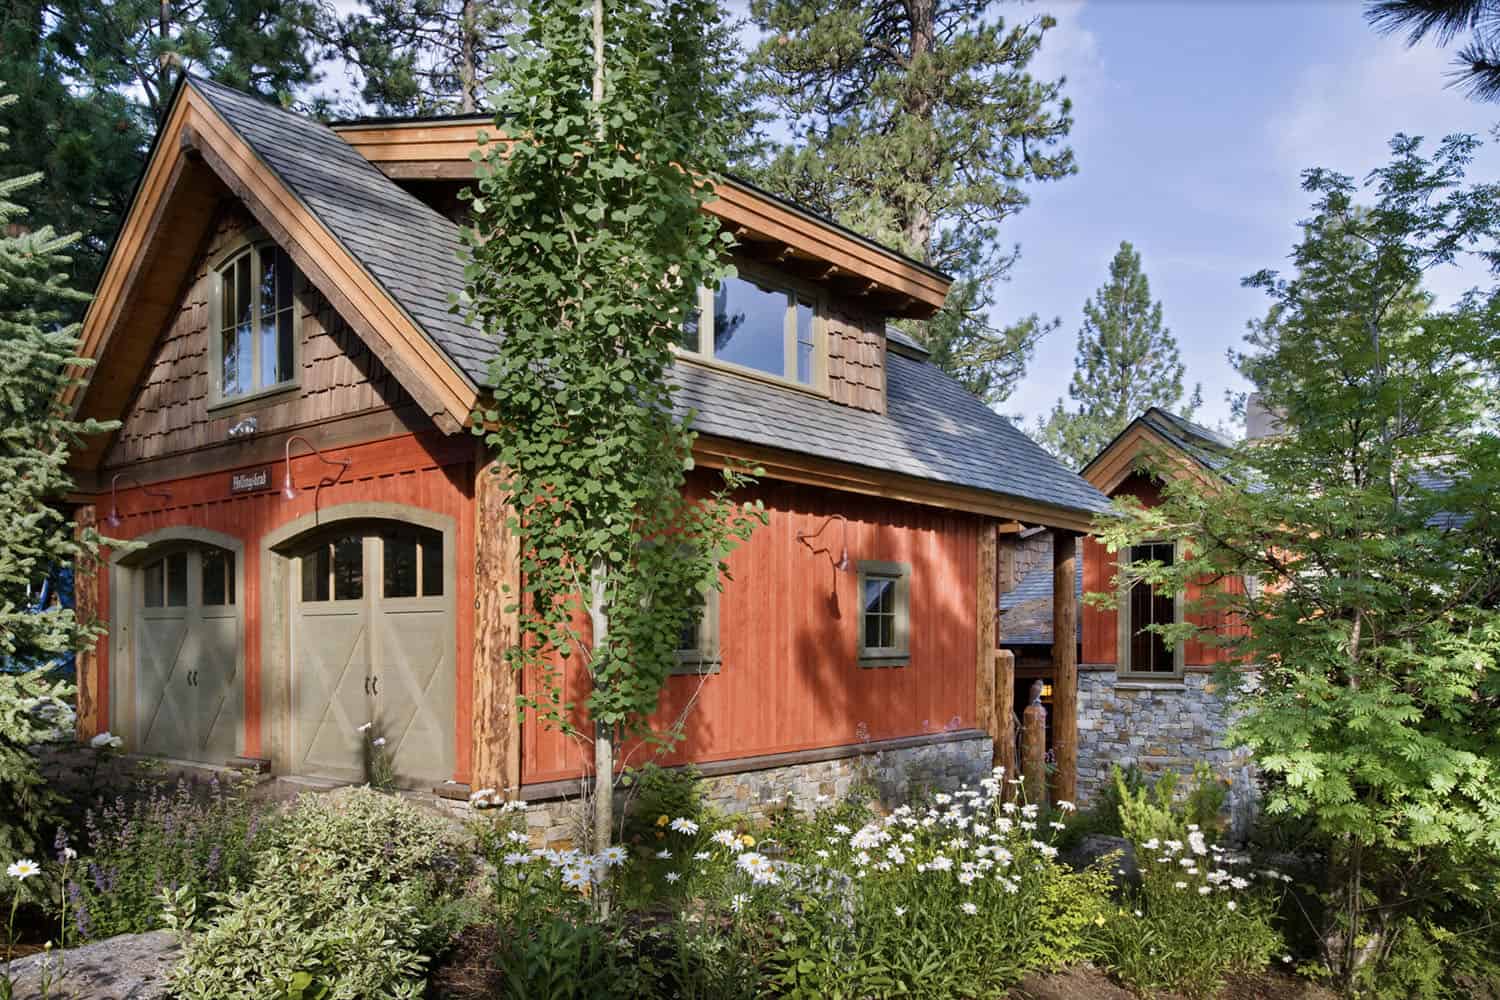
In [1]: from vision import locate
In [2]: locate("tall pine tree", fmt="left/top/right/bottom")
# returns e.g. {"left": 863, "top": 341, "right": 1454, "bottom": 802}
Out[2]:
{"left": 1035, "top": 240, "right": 1200, "bottom": 468}
{"left": 326, "top": 0, "right": 517, "bottom": 115}
{"left": 742, "top": 0, "right": 1075, "bottom": 405}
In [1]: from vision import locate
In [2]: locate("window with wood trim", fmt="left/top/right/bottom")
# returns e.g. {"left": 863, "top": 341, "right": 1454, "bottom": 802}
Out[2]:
{"left": 857, "top": 560, "right": 910, "bottom": 667}
{"left": 213, "top": 241, "right": 298, "bottom": 402}
{"left": 1118, "top": 541, "right": 1184, "bottom": 678}
{"left": 381, "top": 525, "right": 444, "bottom": 599}
{"left": 672, "top": 586, "right": 721, "bottom": 675}
{"left": 678, "top": 271, "right": 822, "bottom": 387}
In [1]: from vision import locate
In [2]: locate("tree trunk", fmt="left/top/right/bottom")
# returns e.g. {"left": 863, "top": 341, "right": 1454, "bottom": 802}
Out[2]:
{"left": 588, "top": 557, "right": 613, "bottom": 855}
{"left": 898, "top": 0, "right": 936, "bottom": 257}
{"left": 459, "top": 0, "right": 477, "bottom": 114}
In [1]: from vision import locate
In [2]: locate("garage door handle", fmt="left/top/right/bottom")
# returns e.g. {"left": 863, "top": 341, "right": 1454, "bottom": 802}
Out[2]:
{"left": 371, "top": 676, "right": 379, "bottom": 696}
{"left": 364, "top": 677, "right": 371, "bottom": 695}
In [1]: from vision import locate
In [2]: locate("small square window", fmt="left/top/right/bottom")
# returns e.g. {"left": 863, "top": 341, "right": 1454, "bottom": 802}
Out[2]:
{"left": 201, "top": 548, "right": 235, "bottom": 606}
{"left": 671, "top": 585, "right": 721, "bottom": 675}
{"left": 856, "top": 561, "right": 910, "bottom": 667}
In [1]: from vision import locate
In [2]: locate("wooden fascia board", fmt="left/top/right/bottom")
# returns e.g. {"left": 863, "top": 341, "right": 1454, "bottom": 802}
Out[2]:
{"left": 692, "top": 434, "right": 1098, "bottom": 534}
{"left": 1084, "top": 424, "right": 1220, "bottom": 496}
{"left": 69, "top": 87, "right": 477, "bottom": 448}
{"left": 331, "top": 121, "right": 950, "bottom": 315}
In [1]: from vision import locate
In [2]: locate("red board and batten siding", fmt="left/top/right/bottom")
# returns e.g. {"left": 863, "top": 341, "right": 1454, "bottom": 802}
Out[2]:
{"left": 1081, "top": 471, "right": 1247, "bottom": 669}
{"left": 522, "top": 477, "right": 983, "bottom": 785}
{"left": 95, "top": 432, "right": 477, "bottom": 779}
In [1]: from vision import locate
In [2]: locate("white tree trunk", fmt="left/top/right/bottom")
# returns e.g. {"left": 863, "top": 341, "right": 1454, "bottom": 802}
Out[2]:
{"left": 588, "top": 556, "right": 613, "bottom": 853}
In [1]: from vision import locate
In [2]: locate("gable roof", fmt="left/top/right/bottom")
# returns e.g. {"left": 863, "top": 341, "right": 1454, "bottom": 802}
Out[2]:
{"left": 1081, "top": 406, "right": 1236, "bottom": 495}
{"left": 72, "top": 77, "right": 1109, "bottom": 524}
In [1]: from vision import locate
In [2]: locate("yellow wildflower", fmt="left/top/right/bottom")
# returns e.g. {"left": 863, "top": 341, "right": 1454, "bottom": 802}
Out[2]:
{"left": 740, "top": 834, "right": 755, "bottom": 847}
{"left": 656, "top": 815, "right": 670, "bottom": 827}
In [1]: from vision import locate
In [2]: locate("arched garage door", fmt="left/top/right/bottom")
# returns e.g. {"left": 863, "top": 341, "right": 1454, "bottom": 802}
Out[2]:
{"left": 288, "top": 522, "right": 455, "bottom": 786}
{"left": 132, "top": 544, "right": 243, "bottom": 762}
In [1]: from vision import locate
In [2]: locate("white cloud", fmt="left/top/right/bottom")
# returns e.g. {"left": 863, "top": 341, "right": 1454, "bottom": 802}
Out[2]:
{"left": 1031, "top": 1, "right": 1105, "bottom": 103}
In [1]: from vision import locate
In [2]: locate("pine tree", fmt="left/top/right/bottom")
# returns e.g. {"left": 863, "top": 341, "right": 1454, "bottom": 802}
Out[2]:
{"left": 327, "top": 0, "right": 517, "bottom": 115}
{"left": 742, "top": 0, "right": 1075, "bottom": 404}
{"left": 0, "top": 85, "right": 112, "bottom": 859}
{"left": 1035, "top": 240, "right": 1200, "bottom": 468}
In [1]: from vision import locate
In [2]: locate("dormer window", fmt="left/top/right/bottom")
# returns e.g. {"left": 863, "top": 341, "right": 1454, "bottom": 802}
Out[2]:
{"left": 213, "top": 241, "right": 298, "bottom": 402}
{"left": 678, "top": 269, "right": 822, "bottom": 388}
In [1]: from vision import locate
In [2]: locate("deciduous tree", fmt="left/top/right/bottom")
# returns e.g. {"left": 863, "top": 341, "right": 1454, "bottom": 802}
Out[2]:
{"left": 1035, "top": 240, "right": 1200, "bottom": 469}
{"left": 1093, "top": 133, "right": 1500, "bottom": 987}
{"left": 464, "top": 0, "right": 764, "bottom": 851}
{"left": 742, "top": 0, "right": 1076, "bottom": 404}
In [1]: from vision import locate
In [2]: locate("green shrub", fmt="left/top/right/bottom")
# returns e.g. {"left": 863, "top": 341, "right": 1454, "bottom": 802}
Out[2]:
{"left": 763, "top": 782, "right": 1113, "bottom": 998}
{"left": 0, "top": 669, "right": 72, "bottom": 864}
{"left": 67, "top": 773, "right": 272, "bottom": 939}
{"left": 620, "top": 763, "right": 704, "bottom": 849}
{"left": 170, "top": 788, "right": 475, "bottom": 1000}
{"left": 1095, "top": 830, "right": 1284, "bottom": 998}
{"left": 1116, "top": 766, "right": 1181, "bottom": 844}
{"left": 1183, "top": 760, "right": 1229, "bottom": 833}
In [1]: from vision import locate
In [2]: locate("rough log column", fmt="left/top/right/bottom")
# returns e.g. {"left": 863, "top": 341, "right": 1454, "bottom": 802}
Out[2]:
{"left": 1051, "top": 529, "right": 1080, "bottom": 804}
{"left": 976, "top": 521, "right": 997, "bottom": 762}
{"left": 472, "top": 449, "right": 522, "bottom": 797}
{"left": 73, "top": 504, "right": 102, "bottom": 740}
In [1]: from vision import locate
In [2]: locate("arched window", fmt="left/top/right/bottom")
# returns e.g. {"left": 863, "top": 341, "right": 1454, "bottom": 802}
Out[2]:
{"left": 213, "top": 240, "right": 299, "bottom": 401}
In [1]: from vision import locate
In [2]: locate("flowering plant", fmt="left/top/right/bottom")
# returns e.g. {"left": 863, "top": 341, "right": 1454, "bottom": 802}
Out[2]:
{"left": 1095, "top": 826, "right": 1286, "bottom": 997}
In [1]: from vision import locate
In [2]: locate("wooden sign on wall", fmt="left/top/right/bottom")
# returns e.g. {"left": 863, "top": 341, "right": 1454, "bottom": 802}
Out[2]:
{"left": 230, "top": 467, "right": 272, "bottom": 494}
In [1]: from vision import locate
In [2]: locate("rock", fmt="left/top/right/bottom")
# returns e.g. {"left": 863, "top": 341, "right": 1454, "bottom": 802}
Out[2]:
{"left": 1063, "top": 834, "right": 1140, "bottom": 893}
{"left": 3, "top": 930, "right": 180, "bottom": 1000}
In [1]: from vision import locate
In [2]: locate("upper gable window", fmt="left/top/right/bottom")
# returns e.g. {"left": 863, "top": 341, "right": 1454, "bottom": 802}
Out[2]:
{"left": 214, "top": 242, "right": 298, "bottom": 402}
{"left": 678, "top": 271, "right": 821, "bottom": 388}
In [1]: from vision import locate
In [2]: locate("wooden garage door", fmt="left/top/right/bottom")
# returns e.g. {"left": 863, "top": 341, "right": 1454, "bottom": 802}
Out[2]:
{"left": 290, "top": 524, "right": 454, "bottom": 786}
{"left": 134, "top": 546, "right": 242, "bottom": 762}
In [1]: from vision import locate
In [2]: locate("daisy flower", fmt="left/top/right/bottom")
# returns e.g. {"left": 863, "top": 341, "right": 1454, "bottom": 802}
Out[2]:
{"left": 960, "top": 902, "right": 978, "bottom": 916}
{"left": 598, "top": 845, "right": 628, "bottom": 866}
{"left": 7, "top": 859, "right": 40, "bottom": 881}
{"left": 670, "top": 817, "right": 700, "bottom": 835}
{"left": 665, "top": 871, "right": 682, "bottom": 884}
{"left": 560, "top": 866, "right": 591, "bottom": 891}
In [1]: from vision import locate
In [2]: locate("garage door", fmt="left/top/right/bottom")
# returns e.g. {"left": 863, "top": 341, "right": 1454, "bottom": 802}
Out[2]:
{"left": 134, "top": 545, "right": 242, "bottom": 762}
{"left": 290, "top": 524, "right": 455, "bottom": 786}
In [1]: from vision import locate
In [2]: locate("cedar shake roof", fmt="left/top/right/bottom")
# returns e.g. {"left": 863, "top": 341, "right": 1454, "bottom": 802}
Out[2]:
{"left": 188, "top": 77, "right": 1110, "bottom": 518}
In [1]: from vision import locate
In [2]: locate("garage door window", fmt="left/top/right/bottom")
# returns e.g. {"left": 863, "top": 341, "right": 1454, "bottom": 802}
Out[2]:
{"left": 143, "top": 552, "right": 189, "bottom": 609}
{"left": 301, "top": 535, "right": 365, "bottom": 602}
{"left": 382, "top": 526, "right": 443, "bottom": 598}
{"left": 202, "top": 548, "right": 236, "bottom": 606}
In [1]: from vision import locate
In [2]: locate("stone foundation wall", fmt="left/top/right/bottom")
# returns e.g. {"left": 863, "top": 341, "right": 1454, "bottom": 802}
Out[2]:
{"left": 506, "top": 733, "right": 994, "bottom": 850}
{"left": 1076, "top": 669, "right": 1253, "bottom": 808}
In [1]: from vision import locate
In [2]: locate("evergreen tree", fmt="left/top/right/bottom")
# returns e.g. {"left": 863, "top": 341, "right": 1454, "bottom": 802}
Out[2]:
{"left": 1094, "top": 133, "right": 1500, "bottom": 987}
{"left": 326, "top": 0, "right": 517, "bottom": 115}
{"left": 1035, "top": 240, "right": 1200, "bottom": 468}
{"left": 0, "top": 85, "right": 112, "bottom": 858}
{"left": 742, "top": 0, "right": 1075, "bottom": 404}
{"left": 1368, "top": 0, "right": 1500, "bottom": 101}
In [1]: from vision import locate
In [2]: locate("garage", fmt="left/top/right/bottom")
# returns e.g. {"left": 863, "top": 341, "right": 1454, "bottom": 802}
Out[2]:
{"left": 288, "top": 521, "right": 456, "bottom": 787}
{"left": 130, "top": 543, "right": 243, "bottom": 762}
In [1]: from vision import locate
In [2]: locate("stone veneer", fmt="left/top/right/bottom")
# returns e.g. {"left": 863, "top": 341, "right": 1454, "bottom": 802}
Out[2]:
{"left": 501, "top": 732, "right": 994, "bottom": 850}
{"left": 1076, "top": 668, "right": 1253, "bottom": 807}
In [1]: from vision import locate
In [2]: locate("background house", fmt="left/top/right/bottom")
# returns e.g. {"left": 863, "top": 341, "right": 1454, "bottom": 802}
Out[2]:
{"left": 64, "top": 77, "right": 1108, "bottom": 840}
{"left": 1000, "top": 407, "right": 1252, "bottom": 803}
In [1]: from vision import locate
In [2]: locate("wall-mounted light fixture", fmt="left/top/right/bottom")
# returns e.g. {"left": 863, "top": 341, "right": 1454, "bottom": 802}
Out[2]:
{"left": 282, "top": 434, "right": 351, "bottom": 501}
{"left": 795, "top": 514, "right": 850, "bottom": 572}
{"left": 106, "top": 474, "right": 173, "bottom": 528}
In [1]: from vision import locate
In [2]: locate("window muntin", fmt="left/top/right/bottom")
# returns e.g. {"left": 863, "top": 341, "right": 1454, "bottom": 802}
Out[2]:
{"left": 216, "top": 242, "right": 297, "bottom": 401}
{"left": 678, "top": 272, "right": 821, "bottom": 387}
{"left": 1120, "top": 541, "right": 1183, "bottom": 677}
{"left": 856, "top": 560, "right": 910, "bottom": 666}
{"left": 382, "top": 526, "right": 444, "bottom": 599}
{"left": 142, "top": 552, "right": 189, "bottom": 609}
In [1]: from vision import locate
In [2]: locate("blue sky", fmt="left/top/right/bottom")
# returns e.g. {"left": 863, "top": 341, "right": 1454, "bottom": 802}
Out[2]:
{"left": 999, "top": 0, "right": 1500, "bottom": 433}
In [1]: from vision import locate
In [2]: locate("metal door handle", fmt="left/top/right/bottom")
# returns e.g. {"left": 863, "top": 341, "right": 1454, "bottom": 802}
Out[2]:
{"left": 364, "top": 677, "right": 371, "bottom": 695}
{"left": 370, "top": 676, "right": 379, "bottom": 696}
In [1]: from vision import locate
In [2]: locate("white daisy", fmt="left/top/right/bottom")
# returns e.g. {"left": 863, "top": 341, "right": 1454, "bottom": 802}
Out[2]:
{"left": 7, "top": 859, "right": 40, "bottom": 881}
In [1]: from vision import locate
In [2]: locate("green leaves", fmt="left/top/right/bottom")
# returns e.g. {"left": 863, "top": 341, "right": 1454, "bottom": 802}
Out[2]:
{"left": 462, "top": 1, "right": 763, "bottom": 745}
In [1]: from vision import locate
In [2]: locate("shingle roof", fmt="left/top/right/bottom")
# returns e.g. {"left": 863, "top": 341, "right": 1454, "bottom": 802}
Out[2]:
{"left": 997, "top": 535, "right": 1083, "bottom": 646}
{"left": 189, "top": 76, "right": 494, "bottom": 385}
{"left": 190, "top": 76, "right": 1109, "bottom": 518}
{"left": 1138, "top": 408, "right": 1234, "bottom": 474}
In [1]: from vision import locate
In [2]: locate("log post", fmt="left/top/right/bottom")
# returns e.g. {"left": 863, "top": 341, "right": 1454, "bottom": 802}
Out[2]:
{"left": 1051, "top": 530, "right": 1080, "bottom": 805}
{"left": 73, "top": 505, "right": 102, "bottom": 741}
{"left": 976, "top": 521, "right": 997, "bottom": 757}
{"left": 472, "top": 449, "right": 522, "bottom": 799}
{"left": 995, "top": 648, "right": 1016, "bottom": 778}
{"left": 1021, "top": 680, "right": 1047, "bottom": 807}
